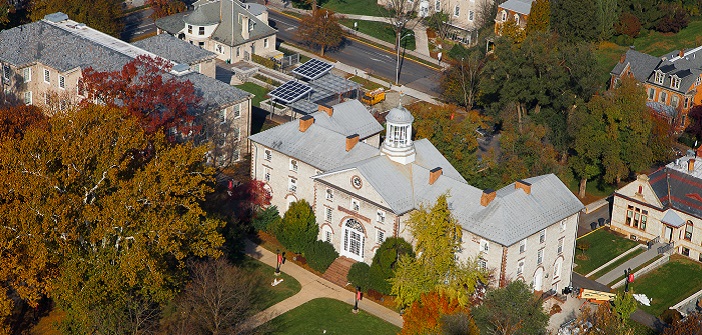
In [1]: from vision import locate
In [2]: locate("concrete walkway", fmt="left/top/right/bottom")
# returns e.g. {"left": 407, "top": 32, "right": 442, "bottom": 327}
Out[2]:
{"left": 595, "top": 243, "right": 665, "bottom": 285}
{"left": 244, "top": 240, "right": 403, "bottom": 330}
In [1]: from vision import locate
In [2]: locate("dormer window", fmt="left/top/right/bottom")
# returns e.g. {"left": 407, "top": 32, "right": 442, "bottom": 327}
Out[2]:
{"left": 187, "top": 25, "right": 193, "bottom": 34}
{"left": 697, "top": 77, "right": 702, "bottom": 86}
{"left": 654, "top": 71, "right": 664, "bottom": 85}
{"left": 198, "top": 26, "right": 205, "bottom": 35}
{"left": 671, "top": 76, "right": 681, "bottom": 89}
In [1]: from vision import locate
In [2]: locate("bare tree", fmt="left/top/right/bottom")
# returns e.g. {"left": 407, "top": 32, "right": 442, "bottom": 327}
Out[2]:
{"left": 171, "top": 258, "right": 260, "bottom": 335}
{"left": 379, "top": 0, "right": 421, "bottom": 85}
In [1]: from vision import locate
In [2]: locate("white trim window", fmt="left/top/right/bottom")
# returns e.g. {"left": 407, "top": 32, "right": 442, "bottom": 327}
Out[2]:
{"left": 233, "top": 104, "right": 241, "bottom": 118}
{"left": 232, "top": 127, "right": 240, "bottom": 140}
{"left": 537, "top": 248, "right": 544, "bottom": 265}
{"left": 325, "top": 188, "right": 334, "bottom": 201}
{"left": 264, "top": 38, "right": 269, "bottom": 48}
{"left": 288, "top": 177, "right": 297, "bottom": 193}
{"left": 435, "top": 0, "right": 440, "bottom": 11}
{"left": 2, "top": 65, "right": 10, "bottom": 81}
{"left": 519, "top": 239, "right": 527, "bottom": 253}
{"left": 654, "top": 71, "right": 664, "bottom": 84}
{"left": 58, "top": 75, "right": 65, "bottom": 89}
{"left": 43, "top": 69, "right": 50, "bottom": 83}
{"left": 289, "top": 159, "right": 298, "bottom": 172}
{"left": 557, "top": 237, "right": 564, "bottom": 254}
{"left": 554, "top": 259, "right": 562, "bottom": 279}
{"left": 468, "top": 10, "right": 474, "bottom": 21}
{"left": 351, "top": 199, "right": 360, "bottom": 212}
{"left": 514, "top": 14, "right": 519, "bottom": 25}
{"left": 671, "top": 76, "right": 681, "bottom": 89}
{"left": 376, "top": 210, "right": 385, "bottom": 223}
{"left": 218, "top": 109, "right": 226, "bottom": 123}
{"left": 215, "top": 43, "right": 224, "bottom": 54}
{"left": 539, "top": 229, "right": 546, "bottom": 243}
{"left": 198, "top": 26, "right": 205, "bottom": 35}
{"left": 478, "top": 258, "right": 487, "bottom": 270}
{"left": 671, "top": 95, "right": 679, "bottom": 107}
{"left": 454, "top": 4, "right": 460, "bottom": 16}
{"left": 23, "top": 67, "right": 31, "bottom": 83}
{"left": 325, "top": 207, "right": 333, "bottom": 222}
{"left": 517, "top": 259, "right": 525, "bottom": 275}
{"left": 659, "top": 91, "right": 668, "bottom": 104}
{"left": 501, "top": 10, "right": 507, "bottom": 21}
{"left": 560, "top": 220, "right": 566, "bottom": 232}
{"left": 648, "top": 87, "right": 655, "bottom": 100}
{"left": 479, "top": 239, "right": 489, "bottom": 253}
{"left": 187, "top": 25, "right": 193, "bottom": 34}
{"left": 376, "top": 229, "right": 385, "bottom": 244}
{"left": 263, "top": 167, "right": 271, "bottom": 182}
{"left": 24, "top": 91, "right": 32, "bottom": 105}
{"left": 324, "top": 229, "right": 332, "bottom": 243}
{"left": 264, "top": 149, "right": 272, "bottom": 161}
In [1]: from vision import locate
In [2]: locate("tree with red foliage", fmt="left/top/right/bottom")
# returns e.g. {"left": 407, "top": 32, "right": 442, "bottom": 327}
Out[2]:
{"left": 656, "top": 3, "right": 689, "bottom": 33}
{"left": 615, "top": 12, "right": 642, "bottom": 38}
{"left": 230, "top": 179, "right": 271, "bottom": 224}
{"left": 686, "top": 105, "right": 702, "bottom": 141}
{"left": 80, "top": 55, "right": 201, "bottom": 135}
{"left": 147, "top": 0, "right": 187, "bottom": 20}
{"left": 0, "top": 105, "right": 47, "bottom": 142}
{"left": 401, "top": 291, "right": 479, "bottom": 335}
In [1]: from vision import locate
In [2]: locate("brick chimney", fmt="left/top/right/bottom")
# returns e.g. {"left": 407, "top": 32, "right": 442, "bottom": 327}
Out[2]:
{"left": 620, "top": 53, "right": 626, "bottom": 64}
{"left": 429, "top": 167, "right": 443, "bottom": 185}
{"left": 318, "top": 105, "right": 333, "bottom": 117}
{"left": 689, "top": 158, "right": 696, "bottom": 172}
{"left": 241, "top": 14, "right": 250, "bottom": 40}
{"left": 481, "top": 189, "right": 496, "bottom": 207}
{"left": 346, "top": 134, "right": 359, "bottom": 151}
{"left": 515, "top": 180, "right": 531, "bottom": 194}
{"left": 299, "top": 115, "right": 314, "bottom": 132}
{"left": 680, "top": 49, "right": 685, "bottom": 58}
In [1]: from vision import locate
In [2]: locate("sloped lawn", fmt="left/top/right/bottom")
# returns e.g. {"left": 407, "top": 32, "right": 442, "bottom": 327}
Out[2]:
{"left": 574, "top": 228, "right": 639, "bottom": 275}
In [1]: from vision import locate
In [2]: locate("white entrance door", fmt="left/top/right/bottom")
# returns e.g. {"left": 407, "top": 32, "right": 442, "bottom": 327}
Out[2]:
{"left": 533, "top": 267, "right": 543, "bottom": 292}
{"left": 341, "top": 219, "right": 365, "bottom": 261}
{"left": 664, "top": 226, "right": 673, "bottom": 242}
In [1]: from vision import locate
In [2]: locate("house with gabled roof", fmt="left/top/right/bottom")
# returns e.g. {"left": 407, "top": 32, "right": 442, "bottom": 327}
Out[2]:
{"left": 611, "top": 149, "right": 702, "bottom": 262}
{"left": 155, "top": 0, "right": 278, "bottom": 63}
{"left": 610, "top": 46, "right": 702, "bottom": 132}
{"left": 0, "top": 12, "right": 252, "bottom": 167}
{"left": 249, "top": 99, "right": 584, "bottom": 292}
{"left": 494, "top": 0, "right": 534, "bottom": 36}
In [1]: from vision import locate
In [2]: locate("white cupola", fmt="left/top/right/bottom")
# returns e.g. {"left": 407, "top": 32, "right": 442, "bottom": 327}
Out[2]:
{"left": 381, "top": 99, "right": 415, "bottom": 164}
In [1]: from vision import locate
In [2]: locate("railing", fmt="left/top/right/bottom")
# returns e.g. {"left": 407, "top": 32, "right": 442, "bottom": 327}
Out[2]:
{"left": 658, "top": 241, "right": 674, "bottom": 254}
{"left": 648, "top": 236, "right": 660, "bottom": 250}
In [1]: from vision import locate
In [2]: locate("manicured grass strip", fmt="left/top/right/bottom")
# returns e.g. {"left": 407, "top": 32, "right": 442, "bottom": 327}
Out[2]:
{"left": 349, "top": 76, "right": 387, "bottom": 91}
{"left": 574, "top": 229, "right": 639, "bottom": 275}
{"left": 607, "top": 254, "right": 663, "bottom": 287}
{"left": 589, "top": 247, "right": 645, "bottom": 280}
{"left": 340, "top": 19, "right": 416, "bottom": 51}
{"left": 618, "top": 256, "right": 702, "bottom": 316}
{"left": 236, "top": 82, "right": 270, "bottom": 108}
{"left": 263, "top": 298, "right": 400, "bottom": 334}
{"left": 241, "top": 258, "right": 302, "bottom": 312}
{"left": 323, "top": 0, "right": 385, "bottom": 16}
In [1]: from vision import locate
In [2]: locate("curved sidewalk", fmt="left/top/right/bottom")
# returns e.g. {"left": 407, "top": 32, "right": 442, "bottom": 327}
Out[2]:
{"left": 244, "top": 240, "right": 403, "bottom": 330}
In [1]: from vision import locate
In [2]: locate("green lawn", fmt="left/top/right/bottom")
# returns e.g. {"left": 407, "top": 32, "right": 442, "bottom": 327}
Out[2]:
{"left": 574, "top": 228, "right": 640, "bottom": 275}
{"left": 349, "top": 76, "right": 387, "bottom": 91}
{"left": 322, "top": 0, "right": 385, "bottom": 15}
{"left": 620, "top": 256, "right": 702, "bottom": 316}
{"left": 241, "top": 258, "right": 302, "bottom": 312}
{"left": 236, "top": 82, "right": 269, "bottom": 108}
{"left": 589, "top": 247, "right": 645, "bottom": 280}
{"left": 262, "top": 298, "right": 400, "bottom": 334}
{"left": 340, "top": 19, "right": 416, "bottom": 51}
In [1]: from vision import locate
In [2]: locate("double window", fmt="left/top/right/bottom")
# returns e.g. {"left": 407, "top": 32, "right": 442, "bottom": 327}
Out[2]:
{"left": 654, "top": 71, "right": 664, "bottom": 85}
{"left": 24, "top": 91, "right": 32, "bottom": 105}
{"left": 671, "top": 76, "right": 681, "bottom": 89}
{"left": 685, "top": 221, "right": 693, "bottom": 241}
{"left": 626, "top": 205, "right": 648, "bottom": 231}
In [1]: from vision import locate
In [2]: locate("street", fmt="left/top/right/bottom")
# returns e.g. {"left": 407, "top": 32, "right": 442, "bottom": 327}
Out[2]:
{"left": 268, "top": 10, "right": 442, "bottom": 96}
{"left": 120, "top": 8, "right": 156, "bottom": 42}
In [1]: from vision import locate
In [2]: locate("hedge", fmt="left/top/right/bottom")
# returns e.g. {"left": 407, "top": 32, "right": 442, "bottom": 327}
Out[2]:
{"left": 305, "top": 240, "right": 338, "bottom": 273}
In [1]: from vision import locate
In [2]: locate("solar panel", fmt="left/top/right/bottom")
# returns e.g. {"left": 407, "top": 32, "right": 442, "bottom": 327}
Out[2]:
{"left": 268, "top": 80, "right": 313, "bottom": 104}
{"left": 292, "top": 59, "right": 334, "bottom": 80}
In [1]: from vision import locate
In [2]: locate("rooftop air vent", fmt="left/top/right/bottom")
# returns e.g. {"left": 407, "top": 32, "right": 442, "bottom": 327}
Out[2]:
{"left": 171, "top": 63, "right": 190, "bottom": 76}
{"left": 44, "top": 12, "right": 69, "bottom": 23}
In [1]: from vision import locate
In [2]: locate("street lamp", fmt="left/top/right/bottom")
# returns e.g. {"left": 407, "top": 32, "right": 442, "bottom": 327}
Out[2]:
{"left": 395, "top": 30, "right": 414, "bottom": 86}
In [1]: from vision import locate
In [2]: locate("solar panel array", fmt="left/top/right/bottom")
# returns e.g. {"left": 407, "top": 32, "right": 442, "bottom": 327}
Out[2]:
{"left": 269, "top": 80, "right": 313, "bottom": 104}
{"left": 293, "top": 59, "right": 334, "bottom": 80}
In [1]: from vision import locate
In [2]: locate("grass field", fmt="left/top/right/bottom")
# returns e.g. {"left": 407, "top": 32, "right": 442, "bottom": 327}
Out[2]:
{"left": 236, "top": 82, "right": 269, "bottom": 108}
{"left": 263, "top": 298, "right": 400, "bottom": 334}
{"left": 340, "top": 19, "right": 416, "bottom": 51}
{"left": 350, "top": 76, "right": 387, "bottom": 90}
{"left": 589, "top": 247, "right": 645, "bottom": 280}
{"left": 574, "top": 228, "right": 640, "bottom": 275}
{"left": 621, "top": 255, "right": 702, "bottom": 316}
{"left": 322, "top": 0, "right": 385, "bottom": 16}
{"left": 243, "top": 258, "right": 302, "bottom": 312}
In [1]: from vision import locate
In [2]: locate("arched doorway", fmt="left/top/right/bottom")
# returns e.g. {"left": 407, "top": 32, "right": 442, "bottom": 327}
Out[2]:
{"left": 341, "top": 219, "right": 365, "bottom": 261}
{"left": 533, "top": 267, "right": 543, "bottom": 292}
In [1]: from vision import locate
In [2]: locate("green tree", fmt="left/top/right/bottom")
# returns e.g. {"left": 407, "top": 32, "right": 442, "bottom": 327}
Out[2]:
{"left": 613, "top": 292, "right": 637, "bottom": 321}
{"left": 576, "top": 304, "right": 635, "bottom": 335}
{"left": 275, "top": 199, "right": 318, "bottom": 253}
{"left": 473, "top": 280, "right": 549, "bottom": 335}
{"left": 296, "top": 8, "right": 344, "bottom": 56}
{"left": 29, "top": 0, "right": 123, "bottom": 36}
{"left": 0, "top": 105, "right": 224, "bottom": 332}
{"left": 551, "top": 0, "right": 599, "bottom": 42}
{"left": 391, "top": 195, "right": 488, "bottom": 307}
{"left": 252, "top": 205, "right": 281, "bottom": 232}
{"left": 525, "top": 0, "right": 550, "bottom": 34}
{"left": 369, "top": 237, "right": 414, "bottom": 295}
{"left": 596, "top": 0, "right": 619, "bottom": 40}
{"left": 440, "top": 51, "right": 486, "bottom": 110}
{"left": 618, "top": 0, "right": 664, "bottom": 30}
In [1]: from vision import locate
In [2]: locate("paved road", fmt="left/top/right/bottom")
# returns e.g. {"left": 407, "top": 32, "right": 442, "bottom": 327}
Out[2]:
{"left": 577, "top": 199, "right": 611, "bottom": 237}
{"left": 120, "top": 8, "right": 156, "bottom": 42}
{"left": 268, "top": 10, "right": 442, "bottom": 96}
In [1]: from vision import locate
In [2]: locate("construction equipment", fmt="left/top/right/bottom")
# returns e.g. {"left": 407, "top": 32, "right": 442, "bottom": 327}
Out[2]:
{"left": 361, "top": 88, "right": 386, "bottom": 106}
{"left": 578, "top": 288, "right": 616, "bottom": 304}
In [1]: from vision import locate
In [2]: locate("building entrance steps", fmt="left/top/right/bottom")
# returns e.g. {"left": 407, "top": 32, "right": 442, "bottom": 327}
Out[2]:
{"left": 322, "top": 256, "right": 356, "bottom": 287}
{"left": 594, "top": 242, "right": 667, "bottom": 285}
{"left": 244, "top": 240, "right": 403, "bottom": 330}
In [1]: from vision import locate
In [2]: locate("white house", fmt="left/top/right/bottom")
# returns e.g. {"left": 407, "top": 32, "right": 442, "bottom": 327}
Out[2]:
{"left": 249, "top": 100, "right": 583, "bottom": 291}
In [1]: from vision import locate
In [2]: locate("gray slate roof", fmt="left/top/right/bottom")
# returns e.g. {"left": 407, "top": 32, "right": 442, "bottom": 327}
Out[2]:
{"left": 156, "top": 0, "right": 277, "bottom": 47}
{"left": 499, "top": 0, "right": 535, "bottom": 15}
{"left": 649, "top": 166, "right": 702, "bottom": 219}
{"left": 610, "top": 49, "right": 661, "bottom": 82}
{"left": 0, "top": 19, "right": 250, "bottom": 112}
{"left": 133, "top": 34, "right": 216, "bottom": 65}
{"left": 311, "top": 100, "right": 383, "bottom": 139}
